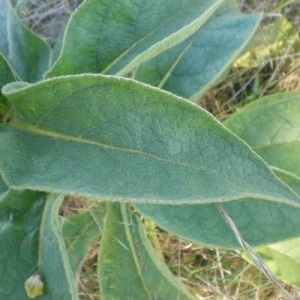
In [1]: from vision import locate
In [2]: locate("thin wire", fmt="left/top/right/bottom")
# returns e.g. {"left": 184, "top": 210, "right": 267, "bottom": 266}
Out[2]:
{"left": 215, "top": 203, "right": 293, "bottom": 300}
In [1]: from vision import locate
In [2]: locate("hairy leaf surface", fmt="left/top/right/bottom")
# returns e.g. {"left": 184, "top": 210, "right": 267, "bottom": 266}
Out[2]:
{"left": 0, "top": 192, "right": 77, "bottom": 299}
{"left": 98, "top": 203, "right": 194, "bottom": 299}
{"left": 135, "top": 0, "right": 262, "bottom": 100}
{"left": 135, "top": 92, "right": 300, "bottom": 248}
{"left": 1, "top": 75, "right": 299, "bottom": 208}
{"left": 225, "top": 92, "right": 300, "bottom": 177}
{"left": 135, "top": 168, "right": 300, "bottom": 249}
{"left": 241, "top": 173, "right": 300, "bottom": 287}
{"left": 225, "top": 94, "right": 300, "bottom": 286}
{"left": 46, "top": 0, "right": 223, "bottom": 77}
{"left": 0, "top": 190, "right": 45, "bottom": 298}
{"left": 39, "top": 194, "right": 78, "bottom": 299}
{"left": 0, "top": 0, "right": 50, "bottom": 82}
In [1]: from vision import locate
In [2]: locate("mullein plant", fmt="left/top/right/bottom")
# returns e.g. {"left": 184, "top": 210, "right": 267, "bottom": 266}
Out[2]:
{"left": 0, "top": 0, "right": 299, "bottom": 299}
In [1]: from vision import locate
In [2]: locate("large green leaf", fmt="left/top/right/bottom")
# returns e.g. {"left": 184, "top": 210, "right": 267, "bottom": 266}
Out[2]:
{"left": 1, "top": 75, "right": 299, "bottom": 208}
{"left": 0, "top": 0, "right": 50, "bottom": 82}
{"left": 98, "top": 202, "right": 194, "bottom": 299}
{"left": 62, "top": 202, "right": 106, "bottom": 278}
{"left": 134, "top": 0, "right": 262, "bottom": 100}
{"left": 224, "top": 92, "right": 300, "bottom": 177}
{"left": 46, "top": 0, "right": 224, "bottom": 78}
{"left": 135, "top": 93, "right": 300, "bottom": 248}
{"left": 0, "top": 191, "right": 77, "bottom": 299}
{"left": 135, "top": 167, "right": 300, "bottom": 249}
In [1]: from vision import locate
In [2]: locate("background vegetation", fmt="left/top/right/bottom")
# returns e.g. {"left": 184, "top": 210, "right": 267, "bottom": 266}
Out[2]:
{"left": 11, "top": 0, "right": 300, "bottom": 299}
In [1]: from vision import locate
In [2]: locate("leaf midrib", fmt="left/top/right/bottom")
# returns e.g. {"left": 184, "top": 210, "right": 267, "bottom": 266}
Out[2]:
{"left": 102, "top": 0, "right": 223, "bottom": 74}
{"left": 101, "top": 4, "right": 187, "bottom": 74}
{"left": 7, "top": 119, "right": 300, "bottom": 206}
{"left": 120, "top": 204, "right": 152, "bottom": 299}
{"left": 10, "top": 118, "right": 221, "bottom": 175}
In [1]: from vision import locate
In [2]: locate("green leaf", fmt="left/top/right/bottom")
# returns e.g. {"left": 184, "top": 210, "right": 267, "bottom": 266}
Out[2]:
{"left": 62, "top": 202, "right": 106, "bottom": 278}
{"left": 0, "top": 191, "right": 77, "bottom": 299}
{"left": 135, "top": 191, "right": 300, "bottom": 248}
{"left": 0, "top": 174, "right": 9, "bottom": 198}
{"left": 252, "top": 237, "right": 300, "bottom": 289}
{"left": 135, "top": 169, "right": 299, "bottom": 250}
{"left": 242, "top": 141, "right": 300, "bottom": 287}
{"left": 0, "top": 189, "right": 45, "bottom": 299}
{"left": 98, "top": 202, "right": 194, "bottom": 299}
{"left": 0, "top": 0, "right": 50, "bottom": 82}
{"left": 0, "top": 54, "right": 15, "bottom": 121}
{"left": 240, "top": 168, "right": 300, "bottom": 287}
{"left": 0, "top": 53, "right": 16, "bottom": 110}
{"left": 39, "top": 194, "right": 78, "bottom": 299}
{"left": 1, "top": 75, "right": 299, "bottom": 208}
{"left": 134, "top": 0, "right": 262, "bottom": 100}
{"left": 135, "top": 93, "right": 300, "bottom": 249}
{"left": 0, "top": 52, "right": 15, "bottom": 82}
{"left": 50, "top": 25, "right": 67, "bottom": 67}
{"left": 224, "top": 92, "right": 300, "bottom": 285}
{"left": 46, "top": 0, "right": 224, "bottom": 78}
{"left": 273, "top": 168, "right": 300, "bottom": 196}
{"left": 224, "top": 92, "right": 300, "bottom": 177}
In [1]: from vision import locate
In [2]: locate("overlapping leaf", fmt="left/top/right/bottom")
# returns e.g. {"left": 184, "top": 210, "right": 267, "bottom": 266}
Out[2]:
{"left": 253, "top": 236, "right": 300, "bottom": 289}
{"left": 241, "top": 170, "right": 300, "bottom": 287}
{"left": 0, "top": 189, "right": 46, "bottom": 298}
{"left": 0, "top": 0, "right": 50, "bottom": 82}
{"left": 134, "top": 0, "right": 262, "bottom": 100}
{"left": 0, "top": 191, "right": 77, "bottom": 299}
{"left": 225, "top": 92, "right": 300, "bottom": 177}
{"left": 46, "top": 0, "right": 224, "bottom": 77}
{"left": 0, "top": 175, "right": 9, "bottom": 198}
{"left": 0, "top": 53, "right": 16, "bottom": 109}
{"left": 136, "top": 92, "right": 300, "bottom": 249}
{"left": 135, "top": 167, "right": 300, "bottom": 249}
{"left": 1, "top": 75, "right": 299, "bottom": 209}
{"left": 98, "top": 203, "right": 194, "bottom": 299}
{"left": 224, "top": 92, "right": 300, "bottom": 286}
{"left": 62, "top": 202, "right": 106, "bottom": 278}
{"left": 39, "top": 194, "right": 78, "bottom": 299}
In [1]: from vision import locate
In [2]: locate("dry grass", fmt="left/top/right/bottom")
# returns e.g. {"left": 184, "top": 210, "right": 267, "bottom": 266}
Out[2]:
{"left": 152, "top": 225, "right": 300, "bottom": 300}
{"left": 201, "top": 0, "right": 300, "bottom": 119}
{"left": 12, "top": 0, "right": 300, "bottom": 299}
